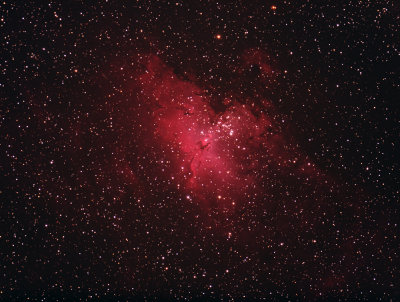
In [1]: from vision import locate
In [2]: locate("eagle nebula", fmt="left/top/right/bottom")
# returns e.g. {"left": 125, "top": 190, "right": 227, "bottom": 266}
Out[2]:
{"left": 2, "top": 1, "right": 398, "bottom": 300}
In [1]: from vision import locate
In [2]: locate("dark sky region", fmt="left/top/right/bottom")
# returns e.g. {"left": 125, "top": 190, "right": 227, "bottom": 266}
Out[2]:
{"left": 1, "top": 1, "right": 399, "bottom": 301}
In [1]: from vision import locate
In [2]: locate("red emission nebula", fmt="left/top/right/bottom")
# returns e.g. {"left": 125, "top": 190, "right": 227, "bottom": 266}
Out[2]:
{"left": 3, "top": 2, "right": 398, "bottom": 300}
{"left": 126, "top": 54, "right": 321, "bottom": 210}
{"left": 114, "top": 52, "right": 361, "bottom": 233}
{"left": 91, "top": 51, "right": 371, "bottom": 295}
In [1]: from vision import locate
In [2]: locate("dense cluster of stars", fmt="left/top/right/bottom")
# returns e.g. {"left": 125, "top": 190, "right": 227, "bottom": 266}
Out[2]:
{"left": 1, "top": 1, "right": 399, "bottom": 300}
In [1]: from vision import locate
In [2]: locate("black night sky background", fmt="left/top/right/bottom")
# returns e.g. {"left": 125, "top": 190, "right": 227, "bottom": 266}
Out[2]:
{"left": 1, "top": 1, "right": 399, "bottom": 300}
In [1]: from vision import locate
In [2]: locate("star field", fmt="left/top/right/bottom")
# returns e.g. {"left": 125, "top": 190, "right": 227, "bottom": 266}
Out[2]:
{"left": 1, "top": 1, "right": 399, "bottom": 301}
